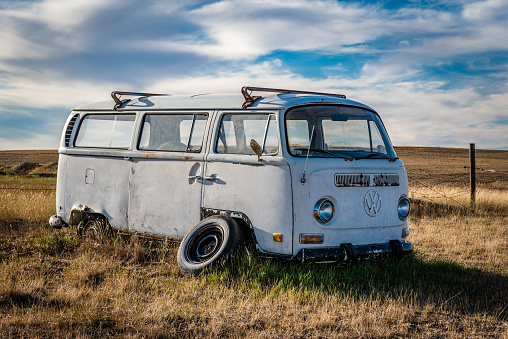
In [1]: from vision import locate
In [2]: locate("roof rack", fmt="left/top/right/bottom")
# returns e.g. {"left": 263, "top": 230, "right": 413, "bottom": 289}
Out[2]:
{"left": 241, "top": 86, "right": 346, "bottom": 109}
{"left": 111, "top": 91, "right": 169, "bottom": 110}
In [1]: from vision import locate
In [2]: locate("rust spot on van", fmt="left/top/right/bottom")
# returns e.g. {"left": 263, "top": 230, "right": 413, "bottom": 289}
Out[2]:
{"left": 131, "top": 167, "right": 135, "bottom": 174}
{"left": 373, "top": 174, "right": 399, "bottom": 187}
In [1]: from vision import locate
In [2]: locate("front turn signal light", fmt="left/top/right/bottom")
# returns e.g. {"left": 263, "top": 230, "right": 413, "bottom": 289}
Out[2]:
{"left": 299, "top": 233, "right": 324, "bottom": 244}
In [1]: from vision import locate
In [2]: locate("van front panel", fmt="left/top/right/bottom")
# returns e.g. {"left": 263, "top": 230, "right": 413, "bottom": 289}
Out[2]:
{"left": 284, "top": 104, "right": 409, "bottom": 255}
{"left": 289, "top": 157, "right": 409, "bottom": 255}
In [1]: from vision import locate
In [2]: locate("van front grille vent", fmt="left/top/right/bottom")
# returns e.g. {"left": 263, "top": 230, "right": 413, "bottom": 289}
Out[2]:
{"left": 334, "top": 174, "right": 399, "bottom": 187}
{"left": 64, "top": 114, "right": 79, "bottom": 147}
{"left": 335, "top": 174, "right": 371, "bottom": 187}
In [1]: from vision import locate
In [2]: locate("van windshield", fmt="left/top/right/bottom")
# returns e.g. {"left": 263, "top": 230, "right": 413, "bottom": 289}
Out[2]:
{"left": 285, "top": 105, "right": 396, "bottom": 159}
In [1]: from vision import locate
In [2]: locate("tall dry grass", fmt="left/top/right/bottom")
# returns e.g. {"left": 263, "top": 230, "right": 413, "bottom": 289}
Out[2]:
{"left": 1, "top": 229, "right": 507, "bottom": 338}
{"left": 409, "top": 184, "right": 508, "bottom": 214}
{"left": 0, "top": 176, "right": 507, "bottom": 337}
{"left": 0, "top": 190, "right": 55, "bottom": 225}
{"left": 0, "top": 176, "right": 55, "bottom": 237}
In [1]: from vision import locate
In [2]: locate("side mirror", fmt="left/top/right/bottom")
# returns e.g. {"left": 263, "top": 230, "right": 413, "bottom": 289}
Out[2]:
{"left": 250, "top": 139, "right": 263, "bottom": 161}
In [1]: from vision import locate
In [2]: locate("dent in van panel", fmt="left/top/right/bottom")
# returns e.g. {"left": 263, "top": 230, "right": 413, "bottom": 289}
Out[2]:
{"left": 64, "top": 155, "right": 130, "bottom": 230}
{"left": 127, "top": 158, "right": 204, "bottom": 238}
{"left": 202, "top": 157, "right": 293, "bottom": 255}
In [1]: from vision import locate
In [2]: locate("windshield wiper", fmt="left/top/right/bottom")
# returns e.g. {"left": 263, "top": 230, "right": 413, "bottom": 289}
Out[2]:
{"left": 356, "top": 153, "right": 399, "bottom": 162}
{"left": 294, "top": 148, "right": 354, "bottom": 161}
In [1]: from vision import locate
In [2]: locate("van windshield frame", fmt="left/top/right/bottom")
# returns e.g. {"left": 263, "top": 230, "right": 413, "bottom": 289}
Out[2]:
{"left": 285, "top": 104, "right": 396, "bottom": 160}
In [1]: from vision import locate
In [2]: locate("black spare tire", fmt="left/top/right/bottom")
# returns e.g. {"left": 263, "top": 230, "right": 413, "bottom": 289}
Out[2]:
{"left": 177, "top": 215, "right": 244, "bottom": 276}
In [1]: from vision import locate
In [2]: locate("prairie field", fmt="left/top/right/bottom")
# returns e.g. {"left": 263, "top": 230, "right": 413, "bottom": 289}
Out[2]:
{"left": 0, "top": 147, "right": 507, "bottom": 338}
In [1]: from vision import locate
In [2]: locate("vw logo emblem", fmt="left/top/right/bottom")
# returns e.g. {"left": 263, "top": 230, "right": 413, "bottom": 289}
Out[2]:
{"left": 364, "top": 190, "right": 382, "bottom": 217}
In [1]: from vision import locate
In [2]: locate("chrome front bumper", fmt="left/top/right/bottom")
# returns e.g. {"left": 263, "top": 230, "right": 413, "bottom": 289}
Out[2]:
{"left": 294, "top": 240, "right": 413, "bottom": 262}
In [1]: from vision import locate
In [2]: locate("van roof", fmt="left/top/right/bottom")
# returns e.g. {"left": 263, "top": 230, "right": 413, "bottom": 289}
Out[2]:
{"left": 73, "top": 87, "right": 374, "bottom": 112}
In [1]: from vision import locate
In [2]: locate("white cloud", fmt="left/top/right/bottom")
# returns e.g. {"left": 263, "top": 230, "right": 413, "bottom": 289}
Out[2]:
{"left": 0, "top": 56, "right": 506, "bottom": 150}
{"left": 1, "top": 0, "right": 118, "bottom": 31}
{"left": 134, "top": 0, "right": 508, "bottom": 87}
{"left": 0, "top": 133, "right": 59, "bottom": 150}
{"left": 0, "top": 73, "right": 121, "bottom": 109}
{"left": 147, "top": 59, "right": 507, "bottom": 148}
{"left": 0, "top": 0, "right": 116, "bottom": 61}
{"left": 0, "top": 0, "right": 507, "bottom": 150}
{"left": 140, "top": 0, "right": 387, "bottom": 60}
{"left": 462, "top": 0, "right": 506, "bottom": 21}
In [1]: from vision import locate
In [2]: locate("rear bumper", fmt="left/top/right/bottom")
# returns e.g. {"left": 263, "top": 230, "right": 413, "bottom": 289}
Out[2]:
{"left": 293, "top": 240, "right": 413, "bottom": 262}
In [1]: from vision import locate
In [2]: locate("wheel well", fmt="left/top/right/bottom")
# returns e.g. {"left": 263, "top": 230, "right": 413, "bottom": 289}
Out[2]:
{"left": 201, "top": 208, "right": 257, "bottom": 245}
{"left": 231, "top": 217, "right": 255, "bottom": 243}
{"left": 69, "top": 209, "right": 109, "bottom": 227}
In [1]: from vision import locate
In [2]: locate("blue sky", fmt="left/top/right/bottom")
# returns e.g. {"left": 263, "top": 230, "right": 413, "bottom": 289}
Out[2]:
{"left": 0, "top": 0, "right": 507, "bottom": 150}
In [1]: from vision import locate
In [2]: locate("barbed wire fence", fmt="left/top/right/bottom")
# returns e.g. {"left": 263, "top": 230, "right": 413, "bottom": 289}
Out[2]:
{"left": 408, "top": 176, "right": 471, "bottom": 208}
{"left": 409, "top": 159, "right": 508, "bottom": 209}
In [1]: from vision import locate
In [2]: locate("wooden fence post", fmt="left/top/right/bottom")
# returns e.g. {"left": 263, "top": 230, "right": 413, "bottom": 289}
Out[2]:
{"left": 470, "top": 143, "right": 476, "bottom": 208}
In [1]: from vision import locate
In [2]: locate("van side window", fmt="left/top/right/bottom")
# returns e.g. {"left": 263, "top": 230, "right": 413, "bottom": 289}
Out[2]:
{"left": 138, "top": 114, "right": 208, "bottom": 152}
{"left": 74, "top": 114, "right": 135, "bottom": 148}
{"left": 216, "top": 114, "right": 278, "bottom": 155}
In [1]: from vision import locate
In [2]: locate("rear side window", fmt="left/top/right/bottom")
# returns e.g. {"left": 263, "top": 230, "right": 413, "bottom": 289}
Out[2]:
{"left": 138, "top": 114, "right": 208, "bottom": 152}
{"left": 74, "top": 114, "right": 135, "bottom": 148}
{"left": 216, "top": 114, "right": 278, "bottom": 155}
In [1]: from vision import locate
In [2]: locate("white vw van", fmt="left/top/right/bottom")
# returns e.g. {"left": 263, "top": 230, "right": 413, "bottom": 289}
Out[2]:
{"left": 49, "top": 87, "right": 412, "bottom": 275}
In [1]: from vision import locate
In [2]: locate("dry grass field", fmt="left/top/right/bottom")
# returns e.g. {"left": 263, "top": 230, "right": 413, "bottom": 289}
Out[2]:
{"left": 0, "top": 147, "right": 507, "bottom": 338}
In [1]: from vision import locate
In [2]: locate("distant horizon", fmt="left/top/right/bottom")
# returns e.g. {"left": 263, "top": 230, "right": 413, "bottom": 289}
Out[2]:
{"left": 1, "top": 145, "right": 507, "bottom": 152}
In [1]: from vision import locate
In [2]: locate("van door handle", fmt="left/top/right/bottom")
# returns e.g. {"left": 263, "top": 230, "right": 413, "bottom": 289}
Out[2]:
{"left": 204, "top": 174, "right": 219, "bottom": 181}
{"left": 124, "top": 157, "right": 132, "bottom": 161}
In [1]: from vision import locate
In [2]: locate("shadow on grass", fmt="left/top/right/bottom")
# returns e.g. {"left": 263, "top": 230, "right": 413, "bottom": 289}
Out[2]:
{"left": 208, "top": 248, "right": 508, "bottom": 320}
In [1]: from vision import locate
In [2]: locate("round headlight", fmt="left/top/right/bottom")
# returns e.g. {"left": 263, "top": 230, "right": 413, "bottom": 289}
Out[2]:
{"left": 314, "top": 198, "right": 334, "bottom": 223}
{"left": 398, "top": 196, "right": 410, "bottom": 220}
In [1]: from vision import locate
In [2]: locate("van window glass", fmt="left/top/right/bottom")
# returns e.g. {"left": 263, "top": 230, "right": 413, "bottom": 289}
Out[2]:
{"left": 138, "top": 114, "right": 208, "bottom": 152}
{"left": 285, "top": 105, "right": 396, "bottom": 159}
{"left": 322, "top": 119, "right": 370, "bottom": 148}
{"left": 369, "top": 120, "right": 386, "bottom": 154}
{"left": 263, "top": 115, "right": 278, "bottom": 154}
{"left": 216, "top": 114, "right": 278, "bottom": 155}
{"left": 287, "top": 120, "right": 310, "bottom": 149}
{"left": 75, "top": 114, "right": 135, "bottom": 148}
{"left": 188, "top": 115, "right": 208, "bottom": 151}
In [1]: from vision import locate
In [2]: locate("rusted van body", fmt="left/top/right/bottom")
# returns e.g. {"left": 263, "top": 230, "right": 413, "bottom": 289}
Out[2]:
{"left": 50, "top": 87, "right": 411, "bottom": 275}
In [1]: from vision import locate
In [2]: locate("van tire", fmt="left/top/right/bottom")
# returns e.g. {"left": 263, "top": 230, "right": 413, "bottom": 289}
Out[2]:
{"left": 177, "top": 215, "right": 244, "bottom": 277}
{"left": 77, "top": 219, "right": 110, "bottom": 245}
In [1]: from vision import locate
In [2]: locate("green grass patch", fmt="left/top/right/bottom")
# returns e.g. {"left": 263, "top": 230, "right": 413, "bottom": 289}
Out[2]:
{"left": 0, "top": 175, "right": 56, "bottom": 189}
{"left": 30, "top": 233, "right": 80, "bottom": 255}
{"left": 206, "top": 248, "right": 508, "bottom": 319}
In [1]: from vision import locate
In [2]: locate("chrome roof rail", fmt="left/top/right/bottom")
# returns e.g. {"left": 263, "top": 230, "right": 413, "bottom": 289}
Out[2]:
{"left": 111, "top": 91, "right": 169, "bottom": 110}
{"left": 241, "top": 86, "right": 346, "bottom": 109}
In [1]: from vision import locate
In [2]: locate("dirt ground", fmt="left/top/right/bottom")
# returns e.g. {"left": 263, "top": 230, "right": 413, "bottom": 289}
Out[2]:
{"left": 0, "top": 148, "right": 507, "bottom": 337}
{"left": 0, "top": 150, "right": 59, "bottom": 167}
{"left": 395, "top": 146, "right": 508, "bottom": 191}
